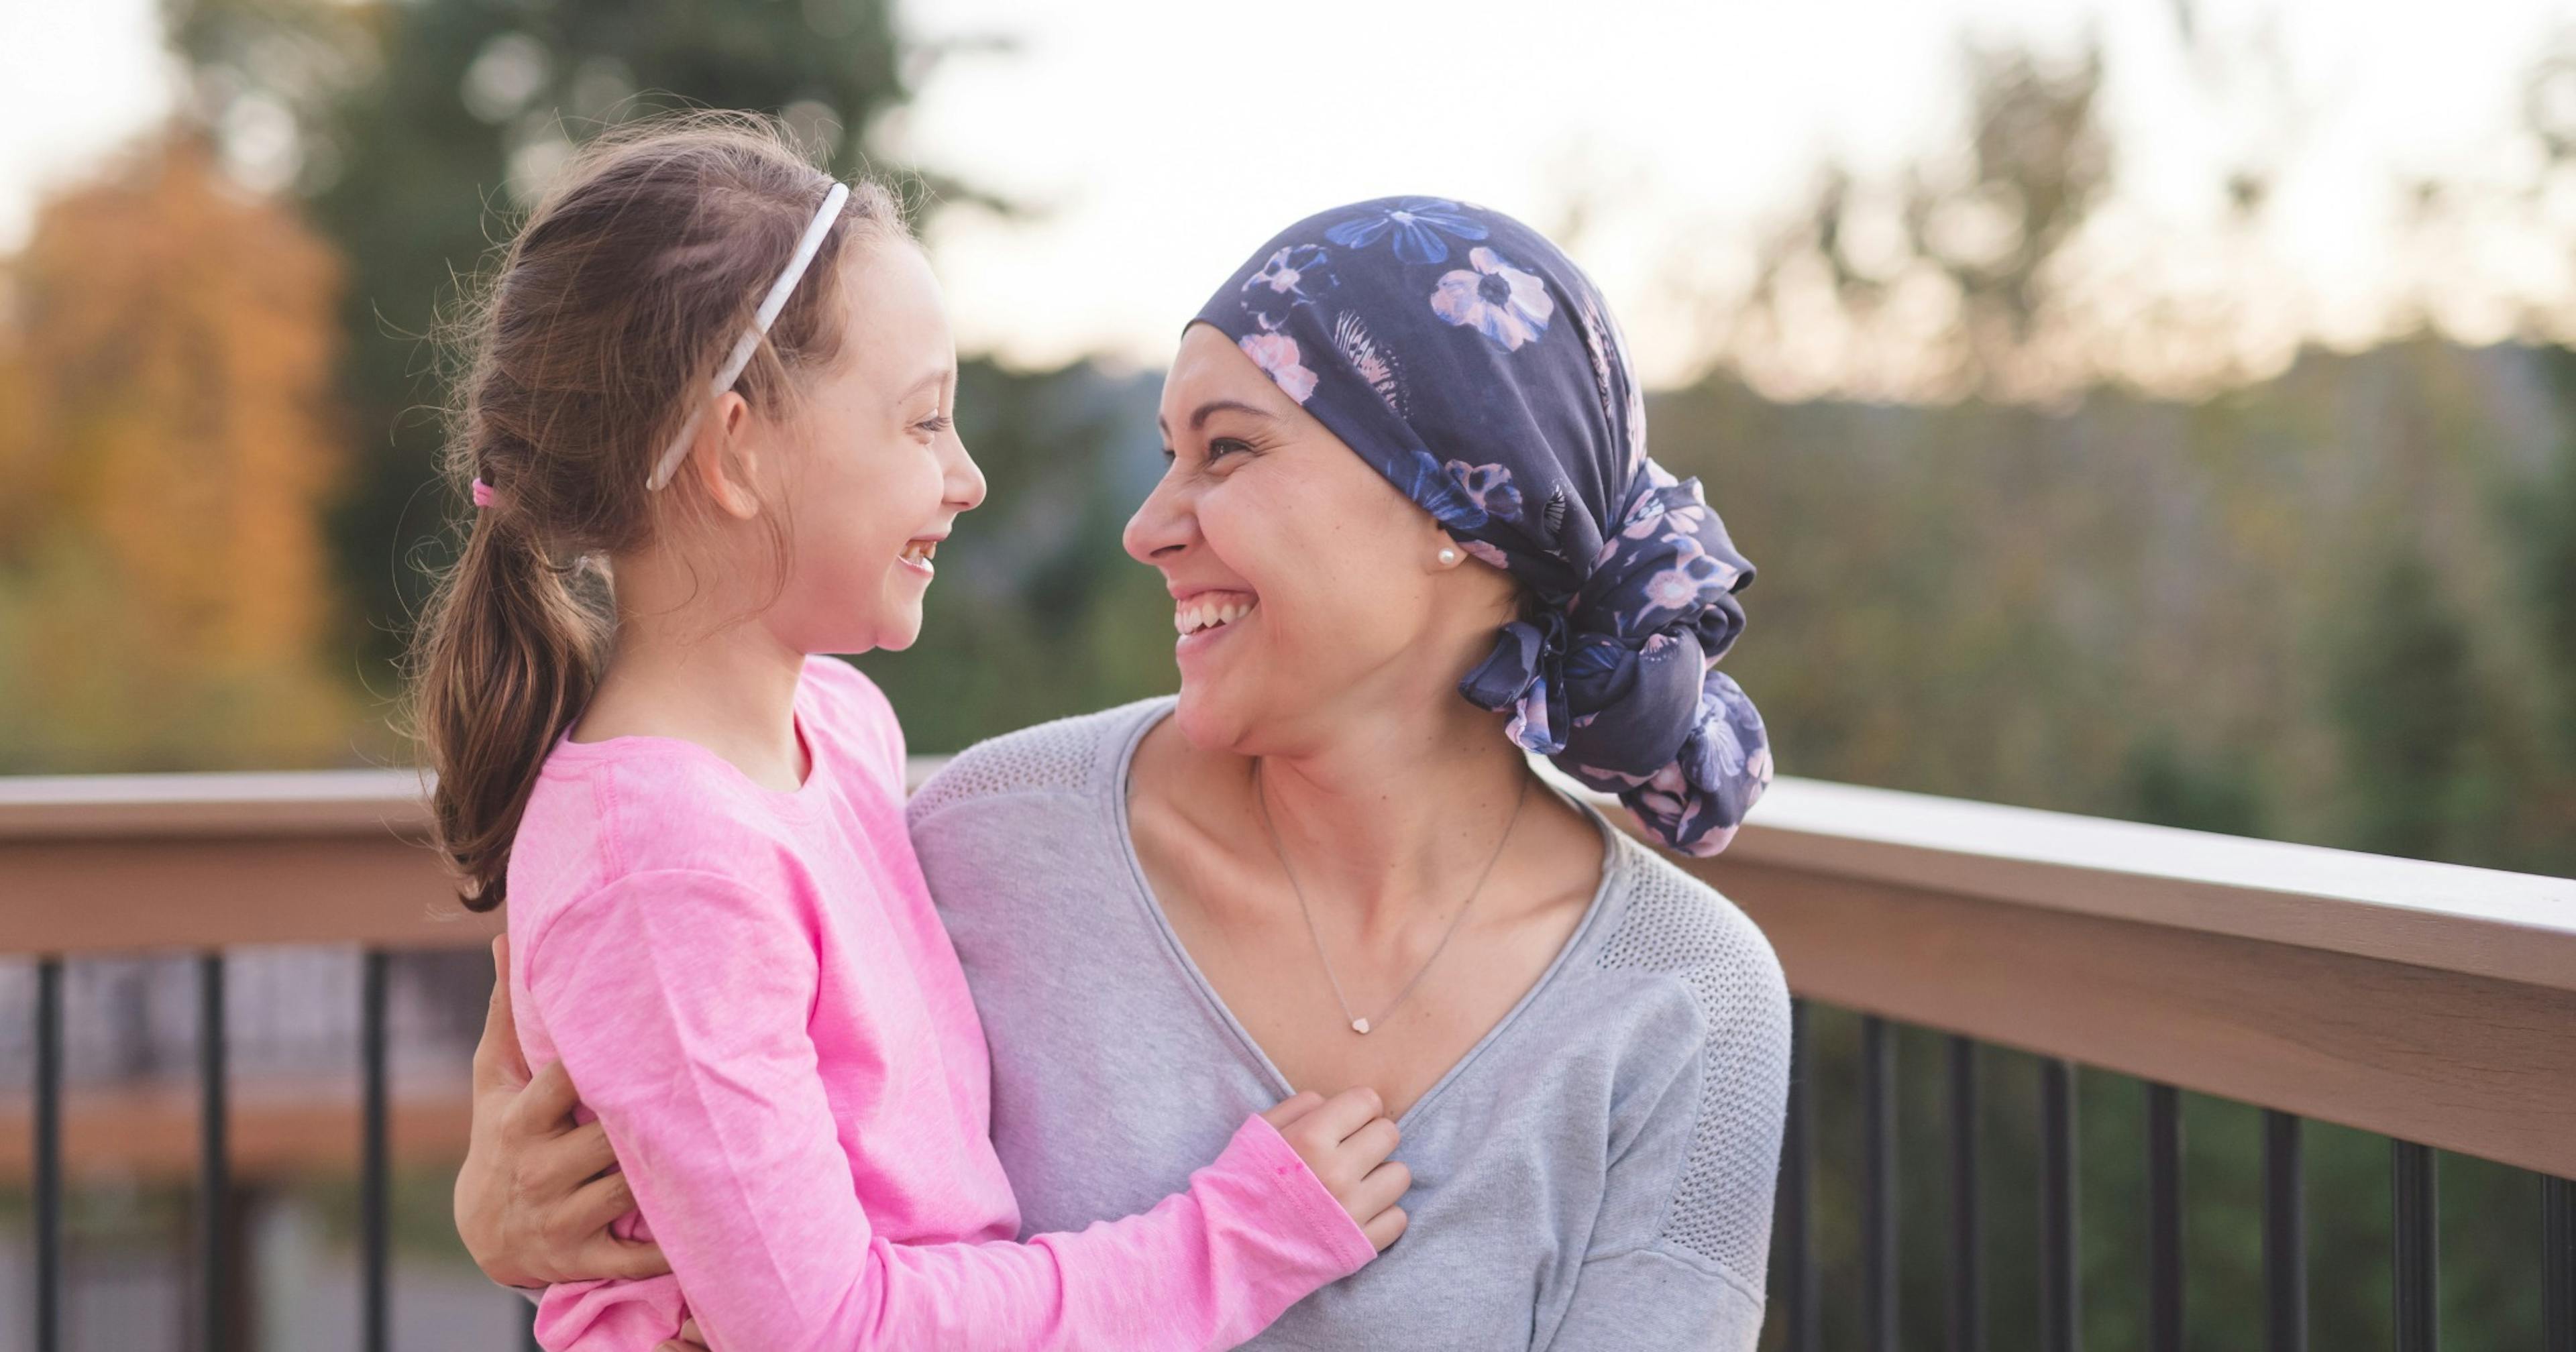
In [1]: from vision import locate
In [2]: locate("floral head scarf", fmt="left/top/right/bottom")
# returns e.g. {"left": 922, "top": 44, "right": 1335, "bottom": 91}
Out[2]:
{"left": 1193, "top": 197, "right": 1772, "bottom": 856}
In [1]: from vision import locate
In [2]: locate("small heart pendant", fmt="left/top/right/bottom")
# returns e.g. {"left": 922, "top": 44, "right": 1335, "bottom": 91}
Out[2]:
{"left": 1351, "top": 1017, "right": 1372, "bottom": 1035}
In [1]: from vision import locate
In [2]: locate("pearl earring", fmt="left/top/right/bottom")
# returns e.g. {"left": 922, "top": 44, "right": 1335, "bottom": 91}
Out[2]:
{"left": 1439, "top": 547, "right": 1460, "bottom": 565}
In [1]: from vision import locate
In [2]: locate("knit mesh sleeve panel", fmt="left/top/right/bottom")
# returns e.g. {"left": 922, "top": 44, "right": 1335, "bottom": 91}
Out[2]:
{"left": 1593, "top": 845, "right": 1794, "bottom": 1285}
{"left": 906, "top": 701, "right": 1161, "bottom": 824}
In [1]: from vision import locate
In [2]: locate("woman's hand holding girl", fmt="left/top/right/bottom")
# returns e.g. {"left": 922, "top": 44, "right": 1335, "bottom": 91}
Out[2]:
{"left": 454, "top": 936, "right": 668, "bottom": 1289}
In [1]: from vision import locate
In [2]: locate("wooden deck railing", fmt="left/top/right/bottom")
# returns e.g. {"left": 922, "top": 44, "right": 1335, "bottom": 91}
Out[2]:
{"left": 1655, "top": 775, "right": 2576, "bottom": 1352}
{"left": 3, "top": 765, "right": 2573, "bottom": 1352}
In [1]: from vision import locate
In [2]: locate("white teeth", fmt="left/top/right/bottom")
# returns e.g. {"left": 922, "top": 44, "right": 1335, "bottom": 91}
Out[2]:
{"left": 1173, "top": 597, "right": 1256, "bottom": 636}
{"left": 902, "top": 541, "right": 938, "bottom": 565}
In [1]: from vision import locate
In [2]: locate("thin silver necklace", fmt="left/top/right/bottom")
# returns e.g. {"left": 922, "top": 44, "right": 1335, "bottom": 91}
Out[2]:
{"left": 1253, "top": 763, "right": 1532, "bottom": 1036}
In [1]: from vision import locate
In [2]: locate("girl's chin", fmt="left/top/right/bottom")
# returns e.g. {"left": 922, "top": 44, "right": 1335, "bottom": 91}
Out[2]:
{"left": 870, "top": 608, "right": 924, "bottom": 652}
{"left": 814, "top": 596, "right": 920, "bottom": 655}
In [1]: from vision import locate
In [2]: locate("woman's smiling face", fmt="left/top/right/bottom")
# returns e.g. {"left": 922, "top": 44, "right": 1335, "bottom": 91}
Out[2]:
{"left": 1125, "top": 323, "right": 1517, "bottom": 754}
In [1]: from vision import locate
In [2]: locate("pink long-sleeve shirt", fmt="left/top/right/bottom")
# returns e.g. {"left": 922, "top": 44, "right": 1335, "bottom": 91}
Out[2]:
{"left": 504, "top": 657, "right": 1375, "bottom": 1351}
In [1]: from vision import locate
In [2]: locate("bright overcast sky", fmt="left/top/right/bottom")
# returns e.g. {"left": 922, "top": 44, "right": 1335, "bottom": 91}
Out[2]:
{"left": 5, "top": 0, "right": 2573, "bottom": 384}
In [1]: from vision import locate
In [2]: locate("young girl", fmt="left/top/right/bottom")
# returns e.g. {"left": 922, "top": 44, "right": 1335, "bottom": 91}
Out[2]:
{"left": 407, "top": 115, "right": 1407, "bottom": 1351}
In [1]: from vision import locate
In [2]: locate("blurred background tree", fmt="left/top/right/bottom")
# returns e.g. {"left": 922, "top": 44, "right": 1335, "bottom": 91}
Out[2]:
{"left": 0, "top": 133, "right": 352, "bottom": 771}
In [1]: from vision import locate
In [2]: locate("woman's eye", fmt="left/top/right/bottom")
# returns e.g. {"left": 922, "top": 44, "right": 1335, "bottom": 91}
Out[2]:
{"left": 1206, "top": 437, "right": 1252, "bottom": 460}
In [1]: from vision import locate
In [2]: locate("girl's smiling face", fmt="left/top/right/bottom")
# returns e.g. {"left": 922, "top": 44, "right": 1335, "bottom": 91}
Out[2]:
{"left": 1125, "top": 323, "right": 1518, "bottom": 754}
{"left": 742, "top": 239, "right": 985, "bottom": 656}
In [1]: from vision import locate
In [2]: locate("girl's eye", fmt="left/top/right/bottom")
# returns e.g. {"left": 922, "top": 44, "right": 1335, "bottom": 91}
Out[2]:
{"left": 916, "top": 414, "right": 953, "bottom": 435}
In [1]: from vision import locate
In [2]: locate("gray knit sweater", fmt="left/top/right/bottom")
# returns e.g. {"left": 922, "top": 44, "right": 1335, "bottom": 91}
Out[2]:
{"left": 908, "top": 699, "right": 1791, "bottom": 1351}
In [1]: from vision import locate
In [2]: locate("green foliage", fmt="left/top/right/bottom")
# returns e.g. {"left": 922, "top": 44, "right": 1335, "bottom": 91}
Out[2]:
{"left": 2122, "top": 734, "right": 2264, "bottom": 837}
{"left": 1648, "top": 339, "right": 2576, "bottom": 874}
{"left": 2328, "top": 550, "right": 2493, "bottom": 862}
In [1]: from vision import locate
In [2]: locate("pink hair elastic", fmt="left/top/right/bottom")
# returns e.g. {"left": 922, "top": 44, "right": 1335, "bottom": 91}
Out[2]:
{"left": 470, "top": 477, "right": 496, "bottom": 508}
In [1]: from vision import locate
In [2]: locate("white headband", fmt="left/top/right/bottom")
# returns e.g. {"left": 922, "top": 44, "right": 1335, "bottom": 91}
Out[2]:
{"left": 646, "top": 180, "right": 853, "bottom": 492}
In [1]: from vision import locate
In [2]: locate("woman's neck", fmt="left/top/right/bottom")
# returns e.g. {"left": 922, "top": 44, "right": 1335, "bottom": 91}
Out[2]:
{"left": 576, "top": 556, "right": 810, "bottom": 792}
{"left": 1224, "top": 695, "right": 1539, "bottom": 938}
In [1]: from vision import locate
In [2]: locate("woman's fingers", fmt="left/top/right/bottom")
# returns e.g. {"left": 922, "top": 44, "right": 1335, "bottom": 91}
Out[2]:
{"left": 527, "top": 1119, "right": 618, "bottom": 1194}
{"left": 1360, "top": 1202, "right": 1409, "bottom": 1253}
{"left": 472, "top": 936, "right": 531, "bottom": 1092}
{"left": 506, "top": 1059, "right": 584, "bottom": 1140}
{"left": 574, "top": 1232, "right": 672, "bottom": 1282}
{"left": 654, "top": 1317, "right": 708, "bottom": 1352}
{"left": 562, "top": 1166, "right": 639, "bottom": 1237}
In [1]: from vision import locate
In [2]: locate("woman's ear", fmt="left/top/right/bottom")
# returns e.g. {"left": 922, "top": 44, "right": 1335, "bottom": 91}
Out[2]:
{"left": 686, "top": 392, "right": 765, "bottom": 520}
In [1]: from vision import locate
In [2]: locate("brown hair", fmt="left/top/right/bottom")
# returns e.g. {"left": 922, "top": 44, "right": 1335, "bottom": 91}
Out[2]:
{"left": 406, "top": 112, "right": 903, "bottom": 910}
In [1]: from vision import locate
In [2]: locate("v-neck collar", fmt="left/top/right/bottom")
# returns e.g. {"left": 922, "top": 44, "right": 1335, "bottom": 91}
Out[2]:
{"left": 1104, "top": 699, "right": 1629, "bottom": 1130}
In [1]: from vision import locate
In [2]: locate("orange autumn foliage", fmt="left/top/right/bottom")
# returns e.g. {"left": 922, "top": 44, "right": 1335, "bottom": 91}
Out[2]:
{"left": 0, "top": 133, "right": 360, "bottom": 771}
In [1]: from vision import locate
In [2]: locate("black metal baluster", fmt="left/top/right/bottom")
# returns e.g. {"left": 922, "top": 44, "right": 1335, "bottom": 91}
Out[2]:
{"left": 2263, "top": 1111, "right": 2306, "bottom": 1352}
{"left": 1779, "top": 999, "right": 1818, "bottom": 1352}
{"left": 2546, "top": 1174, "right": 2574, "bottom": 1352}
{"left": 2041, "top": 1058, "right": 2079, "bottom": 1352}
{"left": 2147, "top": 1083, "right": 2183, "bottom": 1352}
{"left": 2392, "top": 1141, "right": 2438, "bottom": 1352}
{"left": 199, "top": 952, "right": 230, "bottom": 1352}
{"left": 36, "top": 956, "right": 63, "bottom": 1352}
{"left": 1864, "top": 1015, "right": 1897, "bottom": 1352}
{"left": 362, "top": 950, "right": 390, "bottom": 1352}
{"left": 1949, "top": 1035, "right": 1983, "bottom": 1352}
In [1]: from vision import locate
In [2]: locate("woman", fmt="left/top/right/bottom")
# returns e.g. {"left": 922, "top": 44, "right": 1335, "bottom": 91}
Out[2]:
{"left": 460, "top": 198, "right": 1790, "bottom": 1349}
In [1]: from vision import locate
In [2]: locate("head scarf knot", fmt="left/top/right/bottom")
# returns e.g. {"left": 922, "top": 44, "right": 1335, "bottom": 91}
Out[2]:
{"left": 1195, "top": 197, "right": 1773, "bottom": 855}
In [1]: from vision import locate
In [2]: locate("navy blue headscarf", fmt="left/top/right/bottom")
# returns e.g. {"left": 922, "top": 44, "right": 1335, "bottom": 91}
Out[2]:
{"left": 1193, "top": 197, "right": 1772, "bottom": 856}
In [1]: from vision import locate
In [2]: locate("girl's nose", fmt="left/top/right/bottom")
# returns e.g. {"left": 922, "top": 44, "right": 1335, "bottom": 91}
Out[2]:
{"left": 945, "top": 431, "right": 987, "bottom": 513}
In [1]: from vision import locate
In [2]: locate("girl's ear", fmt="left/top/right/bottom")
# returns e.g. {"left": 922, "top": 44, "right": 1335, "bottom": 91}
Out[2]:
{"left": 687, "top": 392, "right": 765, "bottom": 520}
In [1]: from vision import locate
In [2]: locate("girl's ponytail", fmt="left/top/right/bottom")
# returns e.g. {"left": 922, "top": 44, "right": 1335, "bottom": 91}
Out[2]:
{"left": 413, "top": 490, "right": 608, "bottom": 909}
{"left": 402, "top": 113, "right": 902, "bottom": 909}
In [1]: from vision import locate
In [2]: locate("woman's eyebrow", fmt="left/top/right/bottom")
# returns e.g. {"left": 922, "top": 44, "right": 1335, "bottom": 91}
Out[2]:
{"left": 1189, "top": 399, "right": 1274, "bottom": 431}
